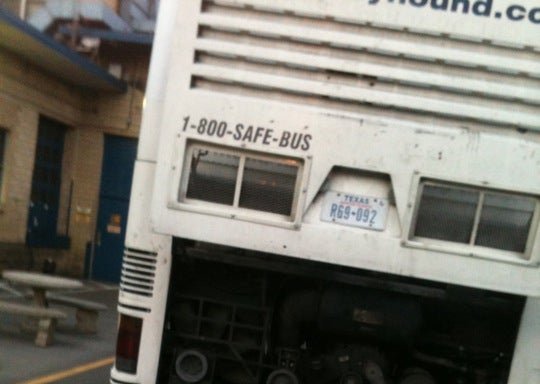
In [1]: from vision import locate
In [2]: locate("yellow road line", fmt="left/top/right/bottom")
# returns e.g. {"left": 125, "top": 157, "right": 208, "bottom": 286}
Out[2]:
{"left": 17, "top": 356, "right": 115, "bottom": 384}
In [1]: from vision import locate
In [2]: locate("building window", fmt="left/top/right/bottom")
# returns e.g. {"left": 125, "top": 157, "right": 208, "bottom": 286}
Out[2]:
{"left": 411, "top": 181, "right": 538, "bottom": 257}
{"left": 179, "top": 143, "right": 303, "bottom": 219}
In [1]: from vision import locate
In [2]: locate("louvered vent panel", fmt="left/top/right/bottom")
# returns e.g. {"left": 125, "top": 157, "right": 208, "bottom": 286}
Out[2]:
{"left": 120, "top": 248, "right": 157, "bottom": 298}
{"left": 192, "top": 1, "right": 540, "bottom": 131}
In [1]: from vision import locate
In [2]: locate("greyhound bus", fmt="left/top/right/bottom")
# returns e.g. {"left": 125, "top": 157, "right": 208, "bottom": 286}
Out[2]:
{"left": 110, "top": 1, "right": 540, "bottom": 383}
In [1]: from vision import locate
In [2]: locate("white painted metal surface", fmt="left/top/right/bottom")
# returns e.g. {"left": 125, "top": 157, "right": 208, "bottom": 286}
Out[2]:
{"left": 151, "top": 93, "right": 540, "bottom": 295}
{"left": 210, "top": 0, "right": 540, "bottom": 49}
{"left": 112, "top": 1, "right": 540, "bottom": 383}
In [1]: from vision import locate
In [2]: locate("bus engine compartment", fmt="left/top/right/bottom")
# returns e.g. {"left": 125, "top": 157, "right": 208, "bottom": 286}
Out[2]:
{"left": 157, "top": 240, "right": 524, "bottom": 384}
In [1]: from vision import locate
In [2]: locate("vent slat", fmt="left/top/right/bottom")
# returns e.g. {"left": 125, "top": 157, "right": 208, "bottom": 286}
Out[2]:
{"left": 123, "top": 262, "right": 156, "bottom": 274}
{"left": 192, "top": 64, "right": 540, "bottom": 130}
{"left": 197, "top": 13, "right": 540, "bottom": 77}
{"left": 193, "top": 3, "right": 540, "bottom": 131}
{"left": 121, "top": 273, "right": 154, "bottom": 284}
{"left": 123, "top": 256, "right": 157, "bottom": 269}
{"left": 120, "top": 285, "right": 153, "bottom": 297}
{"left": 121, "top": 270, "right": 154, "bottom": 283}
{"left": 194, "top": 39, "right": 540, "bottom": 105}
{"left": 120, "top": 277, "right": 154, "bottom": 290}
{"left": 124, "top": 250, "right": 158, "bottom": 262}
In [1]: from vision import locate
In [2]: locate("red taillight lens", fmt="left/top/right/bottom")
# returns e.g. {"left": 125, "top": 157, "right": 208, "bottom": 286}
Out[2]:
{"left": 115, "top": 314, "right": 143, "bottom": 374}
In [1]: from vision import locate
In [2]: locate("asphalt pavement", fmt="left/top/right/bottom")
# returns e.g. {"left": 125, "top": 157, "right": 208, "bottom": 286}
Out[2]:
{"left": 0, "top": 281, "right": 118, "bottom": 384}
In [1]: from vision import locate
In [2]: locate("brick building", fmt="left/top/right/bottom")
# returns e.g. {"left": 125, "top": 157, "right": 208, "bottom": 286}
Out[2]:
{"left": 0, "top": 0, "right": 155, "bottom": 280}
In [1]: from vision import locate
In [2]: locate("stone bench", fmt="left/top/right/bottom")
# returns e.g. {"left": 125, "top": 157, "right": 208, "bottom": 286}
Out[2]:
{"left": 0, "top": 300, "right": 67, "bottom": 347}
{"left": 47, "top": 294, "right": 107, "bottom": 334}
{"left": 0, "top": 281, "right": 23, "bottom": 297}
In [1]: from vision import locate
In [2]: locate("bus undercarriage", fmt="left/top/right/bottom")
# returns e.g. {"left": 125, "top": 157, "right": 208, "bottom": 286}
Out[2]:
{"left": 157, "top": 239, "right": 524, "bottom": 384}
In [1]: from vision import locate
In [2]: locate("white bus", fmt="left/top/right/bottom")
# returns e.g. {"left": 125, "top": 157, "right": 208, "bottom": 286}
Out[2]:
{"left": 111, "top": 1, "right": 540, "bottom": 384}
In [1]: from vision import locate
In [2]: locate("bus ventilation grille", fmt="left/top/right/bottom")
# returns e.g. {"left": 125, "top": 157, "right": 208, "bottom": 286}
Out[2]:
{"left": 191, "top": 0, "right": 540, "bottom": 131}
{"left": 120, "top": 248, "right": 157, "bottom": 298}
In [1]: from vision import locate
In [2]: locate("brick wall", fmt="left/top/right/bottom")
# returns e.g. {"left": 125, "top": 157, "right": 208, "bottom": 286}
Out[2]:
{"left": 0, "top": 46, "right": 144, "bottom": 277}
{"left": 0, "top": 96, "right": 38, "bottom": 243}
{"left": 0, "top": 243, "right": 31, "bottom": 274}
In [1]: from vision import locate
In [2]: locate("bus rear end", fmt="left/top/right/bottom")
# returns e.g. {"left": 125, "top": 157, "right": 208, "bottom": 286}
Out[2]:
{"left": 111, "top": 1, "right": 540, "bottom": 383}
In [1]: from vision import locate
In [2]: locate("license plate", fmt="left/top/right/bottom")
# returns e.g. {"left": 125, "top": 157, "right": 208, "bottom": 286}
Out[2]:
{"left": 320, "top": 191, "right": 389, "bottom": 231}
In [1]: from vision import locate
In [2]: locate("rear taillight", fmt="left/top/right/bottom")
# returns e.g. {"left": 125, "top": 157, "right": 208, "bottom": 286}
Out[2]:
{"left": 115, "top": 314, "right": 142, "bottom": 374}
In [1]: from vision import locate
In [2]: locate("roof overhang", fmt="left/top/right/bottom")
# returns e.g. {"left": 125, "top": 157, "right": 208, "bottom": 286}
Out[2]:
{"left": 0, "top": 7, "right": 127, "bottom": 93}
{"left": 58, "top": 26, "right": 153, "bottom": 46}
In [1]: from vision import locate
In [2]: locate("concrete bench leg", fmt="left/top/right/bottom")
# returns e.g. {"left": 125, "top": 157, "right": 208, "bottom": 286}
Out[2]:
{"left": 76, "top": 309, "right": 98, "bottom": 333}
{"left": 35, "top": 318, "right": 57, "bottom": 347}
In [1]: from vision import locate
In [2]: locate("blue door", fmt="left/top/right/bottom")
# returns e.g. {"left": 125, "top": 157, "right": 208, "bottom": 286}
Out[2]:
{"left": 92, "top": 135, "right": 137, "bottom": 283}
{"left": 26, "top": 117, "right": 68, "bottom": 248}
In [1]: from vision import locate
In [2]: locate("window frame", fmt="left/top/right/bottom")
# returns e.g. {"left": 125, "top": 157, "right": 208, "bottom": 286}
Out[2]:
{"left": 0, "top": 129, "right": 7, "bottom": 208}
{"left": 404, "top": 177, "right": 540, "bottom": 266}
{"left": 168, "top": 141, "right": 309, "bottom": 229}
